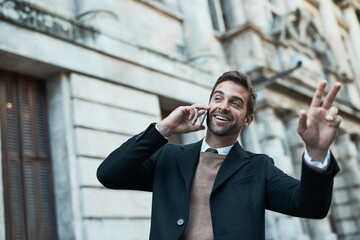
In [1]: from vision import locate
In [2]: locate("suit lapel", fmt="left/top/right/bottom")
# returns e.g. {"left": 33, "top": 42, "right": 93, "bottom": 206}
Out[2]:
{"left": 212, "top": 142, "right": 250, "bottom": 193}
{"left": 175, "top": 140, "right": 202, "bottom": 196}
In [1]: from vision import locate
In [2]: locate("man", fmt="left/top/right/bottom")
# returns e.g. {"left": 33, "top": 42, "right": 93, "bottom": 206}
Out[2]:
{"left": 97, "top": 71, "right": 341, "bottom": 240}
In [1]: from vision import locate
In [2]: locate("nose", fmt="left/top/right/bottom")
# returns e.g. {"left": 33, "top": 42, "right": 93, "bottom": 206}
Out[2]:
{"left": 218, "top": 100, "right": 230, "bottom": 112}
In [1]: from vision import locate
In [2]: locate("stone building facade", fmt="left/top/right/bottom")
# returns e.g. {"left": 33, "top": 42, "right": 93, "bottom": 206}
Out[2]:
{"left": 0, "top": 0, "right": 359, "bottom": 239}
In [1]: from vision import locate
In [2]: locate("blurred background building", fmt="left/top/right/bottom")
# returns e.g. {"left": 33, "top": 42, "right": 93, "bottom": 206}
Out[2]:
{"left": 0, "top": 0, "right": 359, "bottom": 239}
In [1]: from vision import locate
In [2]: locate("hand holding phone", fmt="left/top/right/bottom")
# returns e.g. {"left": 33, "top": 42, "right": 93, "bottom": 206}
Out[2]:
{"left": 199, "top": 111, "right": 207, "bottom": 127}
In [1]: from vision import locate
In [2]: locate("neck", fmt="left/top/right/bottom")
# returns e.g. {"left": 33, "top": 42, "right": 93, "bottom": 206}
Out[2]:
{"left": 205, "top": 130, "right": 240, "bottom": 148}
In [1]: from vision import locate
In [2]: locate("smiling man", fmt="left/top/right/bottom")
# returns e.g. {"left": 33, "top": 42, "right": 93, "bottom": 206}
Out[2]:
{"left": 97, "top": 71, "right": 341, "bottom": 240}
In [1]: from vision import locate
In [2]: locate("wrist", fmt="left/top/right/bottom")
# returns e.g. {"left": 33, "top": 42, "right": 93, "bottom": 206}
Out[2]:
{"left": 306, "top": 147, "right": 328, "bottom": 163}
{"left": 157, "top": 121, "right": 171, "bottom": 137}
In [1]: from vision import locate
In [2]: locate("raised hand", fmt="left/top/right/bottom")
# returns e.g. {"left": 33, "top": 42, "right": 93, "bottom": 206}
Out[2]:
{"left": 297, "top": 80, "right": 342, "bottom": 162}
{"left": 157, "top": 104, "right": 210, "bottom": 137}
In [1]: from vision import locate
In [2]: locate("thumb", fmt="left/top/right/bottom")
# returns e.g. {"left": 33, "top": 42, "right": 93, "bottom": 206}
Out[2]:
{"left": 297, "top": 110, "right": 307, "bottom": 135}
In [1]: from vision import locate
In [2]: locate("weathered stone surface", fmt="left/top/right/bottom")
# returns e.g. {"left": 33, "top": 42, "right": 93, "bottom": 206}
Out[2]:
{"left": 72, "top": 99, "right": 159, "bottom": 135}
{"left": 74, "top": 128, "right": 130, "bottom": 159}
{"left": 83, "top": 218, "right": 150, "bottom": 240}
{"left": 78, "top": 0, "right": 184, "bottom": 58}
{"left": 78, "top": 157, "right": 102, "bottom": 187}
{"left": 81, "top": 188, "right": 152, "bottom": 218}
{"left": 71, "top": 73, "right": 161, "bottom": 116}
{"left": 0, "top": 0, "right": 98, "bottom": 43}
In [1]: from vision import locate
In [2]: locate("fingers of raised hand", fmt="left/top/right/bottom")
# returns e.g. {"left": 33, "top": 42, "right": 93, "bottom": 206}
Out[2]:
{"left": 325, "top": 106, "right": 338, "bottom": 121}
{"left": 310, "top": 80, "right": 327, "bottom": 108}
{"left": 322, "top": 83, "right": 341, "bottom": 109}
{"left": 332, "top": 115, "right": 342, "bottom": 128}
{"left": 297, "top": 110, "right": 308, "bottom": 135}
{"left": 325, "top": 106, "right": 342, "bottom": 127}
{"left": 310, "top": 81, "right": 341, "bottom": 110}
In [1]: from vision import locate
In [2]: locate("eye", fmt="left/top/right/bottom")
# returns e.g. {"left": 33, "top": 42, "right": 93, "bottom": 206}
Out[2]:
{"left": 231, "top": 101, "right": 240, "bottom": 108}
{"left": 214, "top": 96, "right": 221, "bottom": 101}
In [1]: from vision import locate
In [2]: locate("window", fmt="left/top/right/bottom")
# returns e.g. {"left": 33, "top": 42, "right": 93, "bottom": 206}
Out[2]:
{"left": 0, "top": 70, "right": 57, "bottom": 239}
{"left": 207, "top": 0, "right": 233, "bottom": 31}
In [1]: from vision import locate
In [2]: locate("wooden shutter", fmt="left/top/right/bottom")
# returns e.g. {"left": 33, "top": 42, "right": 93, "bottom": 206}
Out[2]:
{"left": 0, "top": 70, "right": 57, "bottom": 240}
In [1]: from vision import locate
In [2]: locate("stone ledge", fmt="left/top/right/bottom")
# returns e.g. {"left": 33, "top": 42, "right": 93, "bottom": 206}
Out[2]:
{"left": 0, "top": 0, "right": 98, "bottom": 43}
{"left": 134, "top": 0, "right": 182, "bottom": 21}
{"left": 0, "top": 0, "right": 212, "bottom": 88}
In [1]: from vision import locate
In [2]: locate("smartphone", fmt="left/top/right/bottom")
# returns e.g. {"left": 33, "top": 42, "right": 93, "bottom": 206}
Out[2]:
{"left": 199, "top": 111, "right": 207, "bottom": 127}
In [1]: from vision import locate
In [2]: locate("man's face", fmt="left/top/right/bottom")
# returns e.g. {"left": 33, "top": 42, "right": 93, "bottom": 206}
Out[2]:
{"left": 207, "top": 81, "right": 253, "bottom": 137}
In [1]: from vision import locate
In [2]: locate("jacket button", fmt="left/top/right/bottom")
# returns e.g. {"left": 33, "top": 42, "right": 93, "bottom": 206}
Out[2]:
{"left": 176, "top": 218, "right": 184, "bottom": 226}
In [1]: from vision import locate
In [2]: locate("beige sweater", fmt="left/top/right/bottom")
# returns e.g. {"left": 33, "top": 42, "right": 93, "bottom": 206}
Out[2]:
{"left": 180, "top": 152, "right": 226, "bottom": 240}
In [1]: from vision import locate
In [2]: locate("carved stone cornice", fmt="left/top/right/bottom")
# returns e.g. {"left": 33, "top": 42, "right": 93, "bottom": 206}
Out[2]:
{"left": 336, "top": 0, "right": 360, "bottom": 10}
{"left": 0, "top": 0, "right": 98, "bottom": 43}
{"left": 221, "top": 21, "right": 269, "bottom": 42}
{"left": 304, "top": 0, "right": 320, "bottom": 9}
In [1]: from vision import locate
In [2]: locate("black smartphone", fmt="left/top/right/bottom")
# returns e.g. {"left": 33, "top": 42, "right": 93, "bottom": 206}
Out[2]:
{"left": 199, "top": 111, "right": 207, "bottom": 127}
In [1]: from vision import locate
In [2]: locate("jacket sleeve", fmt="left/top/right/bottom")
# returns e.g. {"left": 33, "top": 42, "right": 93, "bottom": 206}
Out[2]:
{"left": 265, "top": 153, "right": 340, "bottom": 219}
{"left": 96, "top": 123, "right": 168, "bottom": 191}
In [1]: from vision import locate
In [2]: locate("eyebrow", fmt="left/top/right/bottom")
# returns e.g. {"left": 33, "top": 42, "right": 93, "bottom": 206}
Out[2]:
{"left": 213, "top": 90, "right": 244, "bottom": 105}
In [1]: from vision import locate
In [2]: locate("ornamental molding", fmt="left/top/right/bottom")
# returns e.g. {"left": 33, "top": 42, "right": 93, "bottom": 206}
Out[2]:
{"left": 272, "top": 8, "right": 338, "bottom": 69}
{"left": 0, "top": 0, "right": 98, "bottom": 43}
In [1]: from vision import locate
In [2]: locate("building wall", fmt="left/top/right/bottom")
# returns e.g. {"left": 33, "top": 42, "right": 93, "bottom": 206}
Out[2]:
{"left": 0, "top": 0, "right": 359, "bottom": 239}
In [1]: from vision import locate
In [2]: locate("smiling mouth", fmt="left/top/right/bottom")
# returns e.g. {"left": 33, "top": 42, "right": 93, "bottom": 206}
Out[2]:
{"left": 214, "top": 115, "right": 232, "bottom": 122}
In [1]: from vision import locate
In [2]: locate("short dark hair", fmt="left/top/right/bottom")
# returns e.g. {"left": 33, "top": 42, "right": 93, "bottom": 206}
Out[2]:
{"left": 209, "top": 71, "right": 257, "bottom": 116}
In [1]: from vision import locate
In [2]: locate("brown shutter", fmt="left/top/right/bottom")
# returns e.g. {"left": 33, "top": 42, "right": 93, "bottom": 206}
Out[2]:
{"left": 0, "top": 71, "right": 26, "bottom": 240}
{"left": 0, "top": 70, "right": 57, "bottom": 240}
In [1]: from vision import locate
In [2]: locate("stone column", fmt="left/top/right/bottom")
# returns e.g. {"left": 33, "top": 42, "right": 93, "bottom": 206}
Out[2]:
{"left": 332, "top": 130, "right": 360, "bottom": 238}
{"left": 242, "top": 0, "right": 269, "bottom": 31}
{"left": 47, "top": 73, "right": 82, "bottom": 240}
{"left": 318, "top": 0, "right": 352, "bottom": 76}
{"left": 285, "top": 113, "right": 338, "bottom": 240}
{"left": 341, "top": 3, "right": 360, "bottom": 105}
{"left": 255, "top": 107, "right": 310, "bottom": 240}
{"left": 352, "top": 134, "right": 360, "bottom": 168}
{"left": 228, "top": 0, "right": 246, "bottom": 26}
{"left": 179, "top": 0, "right": 226, "bottom": 73}
{"left": 342, "top": 4, "right": 360, "bottom": 77}
{"left": 241, "top": 121, "right": 280, "bottom": 240}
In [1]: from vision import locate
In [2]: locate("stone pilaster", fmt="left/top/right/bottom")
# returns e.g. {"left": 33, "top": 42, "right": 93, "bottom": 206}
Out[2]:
{"left": 284, "top": 112, "right": 338, "bottom": 240}
{"left": 341, "top": 3, "right": 360, "bottom": 106}
{"left": 255, "top": 106, "right": 310, "bottom": 240}
{"left": 341, "top": 2, "right": 360, "bottom": 76}
{"left": 242, "top": 121, "right": 281, "bottom": 240}
{"left": 351, "top": 134, "right": 360, "bottom": 168}
{"left": 228, "top": 0, "right": 246, "bottom": 26}
{"left": 241, "top": 120, "right": 262, "bottom": 153}
{"left": 242, "top": 0, "right": 269, "bottom": 31}
{"left": 332, "top": 130, "right": 360, "bottom": 238}
{"left": 318, "top": 0, "right": 352, "bottom": 77}
{"left": 179, "top": 0, "right": 225, "bottom": 73}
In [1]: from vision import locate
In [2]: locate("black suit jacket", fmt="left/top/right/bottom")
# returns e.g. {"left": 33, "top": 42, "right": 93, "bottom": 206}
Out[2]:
{"left": 97, "top": 123, "right": 340, "bottom": 240}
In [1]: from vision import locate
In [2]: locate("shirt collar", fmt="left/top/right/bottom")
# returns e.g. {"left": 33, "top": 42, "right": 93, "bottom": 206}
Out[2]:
{"left": 201, "top": 138, "right": 233, "bottom": 155}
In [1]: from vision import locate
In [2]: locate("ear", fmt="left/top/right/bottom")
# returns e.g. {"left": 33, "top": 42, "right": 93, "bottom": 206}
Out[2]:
{"left": 244, "top": 114, "right": 254, "bottom": 127}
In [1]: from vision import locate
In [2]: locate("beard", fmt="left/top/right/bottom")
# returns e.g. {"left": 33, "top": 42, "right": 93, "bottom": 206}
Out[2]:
{"left": 206, "top": 110, "right": 244, "bottom": 137}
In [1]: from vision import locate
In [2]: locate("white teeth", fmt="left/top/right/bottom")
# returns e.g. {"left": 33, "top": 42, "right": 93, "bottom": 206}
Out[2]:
{"left": 215, "top": 116, "right": 228, "bottom": 121}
